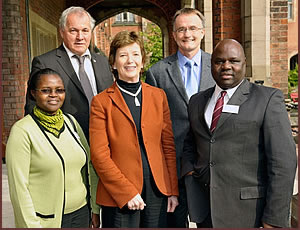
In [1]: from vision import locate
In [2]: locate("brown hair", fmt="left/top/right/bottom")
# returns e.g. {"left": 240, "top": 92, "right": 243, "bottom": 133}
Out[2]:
{"left": 109, "top": 31, "right": 146, "bottom": 78}
{"left": 172, "top": 8, "right": 206, "bottom": 31}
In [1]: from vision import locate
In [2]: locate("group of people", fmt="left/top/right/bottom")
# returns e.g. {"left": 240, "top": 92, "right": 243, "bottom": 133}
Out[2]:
{"left": 5, "top": 5, "right": 296, "bottom": 229}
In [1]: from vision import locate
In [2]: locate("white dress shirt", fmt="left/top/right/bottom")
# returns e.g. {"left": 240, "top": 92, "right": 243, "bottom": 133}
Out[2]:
{"left": 204, "top": 80, "right": 245, "bottom": 129}
{"left": 63, "top": 43, "right": 97, "bottom": 96}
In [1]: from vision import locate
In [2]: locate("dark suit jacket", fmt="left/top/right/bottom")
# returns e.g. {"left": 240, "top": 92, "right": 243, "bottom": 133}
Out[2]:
{"left": 25, "top": 45, "right": 114, "bottom": 140}
{"left": 145, "top": 50, "right": 215, "bottom": 177}
{"left": 181, "top": 79, "right": 297, "bottom": 227}
{"left": 89, "top": 82, "right": 179, "bottom": 208}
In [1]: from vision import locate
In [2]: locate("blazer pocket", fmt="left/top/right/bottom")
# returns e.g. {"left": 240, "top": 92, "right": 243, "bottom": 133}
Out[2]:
{"left": 36, "top": 212, "right": 55, "bottom": 219}
{"left": 240, "top": 186, "right": 266, "bottom": 199}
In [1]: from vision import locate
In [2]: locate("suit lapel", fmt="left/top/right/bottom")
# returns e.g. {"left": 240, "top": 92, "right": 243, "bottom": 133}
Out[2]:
{"left": 199, "top": 50, "right": 213, "bottom": 91}
{"left": 216, "top": 80, "right": 250, "bottom": 131}
{"left": 199, "top": 88, "right": 215, "bottom": 134}
{"left": 140, "top": 82, "right": 152, "bottom": 117}
{"left": 91, "top": 53, "right": 109, "bottom": 93}
{"left": 166, "top": 55, "right": 189, "bottom": 105}
{"left": 55, "top": 45, "right": 85, "bottom": 95}
{"left": 108, "top": 82, "right": 135, "bottom": 124}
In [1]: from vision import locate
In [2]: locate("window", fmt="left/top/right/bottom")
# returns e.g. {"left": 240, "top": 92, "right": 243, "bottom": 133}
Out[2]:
{"left": 116, "top": 14, "right": 121, "bottom": 22}
{"left": 288, "top": 0, "right": 293, "bottom": 19}
{"left": 115, "top": 12, "right": 135, "bottom": 23}
{"left": 29, "top": 10, "right": 57, "bottom": 60}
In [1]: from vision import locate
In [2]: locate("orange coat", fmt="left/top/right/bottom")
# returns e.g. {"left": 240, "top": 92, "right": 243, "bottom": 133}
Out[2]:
{"left": 90, "top": 82, "right": 179, "bottom": 208}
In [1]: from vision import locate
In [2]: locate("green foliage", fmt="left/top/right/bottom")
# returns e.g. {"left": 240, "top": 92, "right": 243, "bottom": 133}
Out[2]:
{"left": 140, "top": 23, "right": 163, "bottom": 80}
{"left": 288, "top": 64, "right": 298, "bottom": 94}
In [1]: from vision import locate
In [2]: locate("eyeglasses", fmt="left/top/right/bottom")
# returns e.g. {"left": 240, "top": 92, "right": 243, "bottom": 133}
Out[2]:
{"left": 35, "top": 88, "right": 66, "bottom": 95}
{"left": 175, "top": 26, "right": 203, "bottom": 34}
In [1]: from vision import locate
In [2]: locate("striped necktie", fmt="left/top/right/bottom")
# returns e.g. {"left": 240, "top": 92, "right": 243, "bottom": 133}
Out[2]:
{"left": 210, "top": 91, "right": 227, "bottom": 132}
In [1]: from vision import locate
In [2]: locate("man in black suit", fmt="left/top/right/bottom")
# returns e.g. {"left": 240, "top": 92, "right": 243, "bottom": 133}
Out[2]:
{"left": 181, "top": 39, "right": 297, "bottom": 228}
{"left": 24, "top": 6, "right": 113, "bottom": 227}
{"left": 146, "top": 8, "right": 215, "bottom": 227}
{"left": 25, "top": 6, "right": 113, "bottom": 141}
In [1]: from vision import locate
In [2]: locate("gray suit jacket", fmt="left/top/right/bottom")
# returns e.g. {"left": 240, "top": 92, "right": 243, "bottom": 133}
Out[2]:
{"left": 25, "top": 45, "right": 114, "bottom": 140}
{"left": 181, "top": 79, "right": 297, "bottom": 227}
{"left": 146, "top": 50, "right": 215, "bottom": 177}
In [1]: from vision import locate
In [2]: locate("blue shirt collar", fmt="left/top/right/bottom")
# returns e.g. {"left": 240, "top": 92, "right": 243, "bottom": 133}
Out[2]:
{"left": 177, "top": 49, "right": 202, "bottom": 68}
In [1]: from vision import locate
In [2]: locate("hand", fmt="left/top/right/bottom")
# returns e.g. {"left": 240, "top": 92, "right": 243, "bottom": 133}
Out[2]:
{"left": 91, "top": 213, "right": 100, "bottom": 228}
{"left": 167, "top": 196, "right": 179, "bottom": 212}
{"left": 127, "top": 194, "right": 146, "bottom": 210}
{"left": 262, "top": 222, "right": 277, "bottom": 228}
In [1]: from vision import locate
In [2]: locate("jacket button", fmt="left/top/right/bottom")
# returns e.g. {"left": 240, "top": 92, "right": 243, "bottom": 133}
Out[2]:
{"left": 209, "top": 161, "right": 216, "bottom": 167}
{"left": 210, "top": 138, "right": 215, "bottom": 143}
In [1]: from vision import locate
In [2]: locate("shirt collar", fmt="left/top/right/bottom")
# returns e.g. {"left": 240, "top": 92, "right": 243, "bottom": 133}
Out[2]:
{"left": 213, "top": 79, "right": 245, "bottom": 102}
{"left": 177, "top": 49, "right": 202, "bottom": 68}
{"left": 63, "top": 43, "right": 91, "bottom": 59}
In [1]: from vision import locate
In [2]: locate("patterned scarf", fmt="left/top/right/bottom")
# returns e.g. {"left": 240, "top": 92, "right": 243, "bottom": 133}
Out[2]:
{"left": 33, "top": 106, "right": 64, "bottom": 138}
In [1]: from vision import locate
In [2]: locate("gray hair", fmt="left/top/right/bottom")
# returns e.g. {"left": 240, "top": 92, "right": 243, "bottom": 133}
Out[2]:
{"left": 172, "top": 8, "right": 206, "bottom": 31}
{"left": 59, "top": 6, "right": 96, "bottom": 30}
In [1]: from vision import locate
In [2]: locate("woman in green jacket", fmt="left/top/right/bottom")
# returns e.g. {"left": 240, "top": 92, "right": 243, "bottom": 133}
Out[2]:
{"left": 6, "top": 68, "right": 99, "bottom": 228}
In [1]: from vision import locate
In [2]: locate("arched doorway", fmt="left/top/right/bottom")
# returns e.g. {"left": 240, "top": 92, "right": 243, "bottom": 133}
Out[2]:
{"left": 290, "top": 54, "right": 298, "bottom": 70}
{"left": 66, "top": 0, "right": 180, "bottom": 56}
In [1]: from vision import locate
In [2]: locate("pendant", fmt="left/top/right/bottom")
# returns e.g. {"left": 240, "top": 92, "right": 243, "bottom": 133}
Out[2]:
{"left": 135, "top": 97, "right": 140, "bottom": 107}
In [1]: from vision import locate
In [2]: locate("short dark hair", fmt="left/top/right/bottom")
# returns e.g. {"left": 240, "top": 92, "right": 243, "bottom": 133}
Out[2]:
{"left": 172, "top": 8, "right": 206, "bottom": 31}
{"left": 109, "top": 31, "right": 147, "bottom": 79}
{"left": 28, "top": 68, "right": 63, "bottom": 100}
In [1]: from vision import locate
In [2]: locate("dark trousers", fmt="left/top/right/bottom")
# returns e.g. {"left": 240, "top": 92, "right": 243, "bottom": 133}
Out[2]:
{"left": 167, "top": 178, "right": 188, "bottom": 227}
{"left": 102, "top": 176, "right": 168, "bottom": 228}
{"left": 196, "top": 212, "right": 213, "bottom": 228}
{"left": 61, "top": 204, "right": 90, "bottom": 228}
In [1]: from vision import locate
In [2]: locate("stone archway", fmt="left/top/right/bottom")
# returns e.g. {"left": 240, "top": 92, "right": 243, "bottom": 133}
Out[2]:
{"left": 66, "top": 0, "right": 181, "bottom": 55}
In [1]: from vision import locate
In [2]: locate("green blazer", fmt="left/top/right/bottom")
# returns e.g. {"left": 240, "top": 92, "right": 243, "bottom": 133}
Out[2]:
{"left": 6, "top": 114, "right": 99, "bottom": 228}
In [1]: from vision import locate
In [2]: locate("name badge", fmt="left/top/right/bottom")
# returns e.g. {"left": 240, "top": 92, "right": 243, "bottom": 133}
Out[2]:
{"left": 222, "top": 104, "right": 239, "bottom": 114}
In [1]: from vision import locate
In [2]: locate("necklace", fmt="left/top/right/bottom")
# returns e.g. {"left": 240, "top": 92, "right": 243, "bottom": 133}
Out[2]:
{"left": 116, "top": 82, "right": 142, "bottom": 106}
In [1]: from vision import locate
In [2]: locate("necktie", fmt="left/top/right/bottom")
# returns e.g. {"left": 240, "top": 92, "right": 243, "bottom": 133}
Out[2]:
{"left": 74, "top": 55, "right": 94, "bottom": 105}
{"left": 185, "top": 60, "right": 198, "bottom": 99}
{"left": 210, "top": 91, "right": 227, "bottom": 132}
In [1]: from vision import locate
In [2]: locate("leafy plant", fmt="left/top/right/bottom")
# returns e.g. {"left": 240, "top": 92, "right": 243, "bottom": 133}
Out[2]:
{"left": 140, "top": 23, "right": 163, "bottom": 80}
{"left": 288, "top": 63, "right": 298, "bottom": 94}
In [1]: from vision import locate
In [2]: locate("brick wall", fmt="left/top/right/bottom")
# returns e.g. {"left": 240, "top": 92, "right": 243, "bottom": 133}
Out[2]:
{"left": 270, "top": 0, "right": 289, "bottom": 94}
{"left": 95, "top": 16, "right": 143, "bottom": 57}
{"left": 2, "top": 0, "right": 66, "bottom": 144}
{"left": 2, "top": 0, "right": 28, "bottom": 142}
{"left": 213, "top": 0, "right": 242, "bottom": 47}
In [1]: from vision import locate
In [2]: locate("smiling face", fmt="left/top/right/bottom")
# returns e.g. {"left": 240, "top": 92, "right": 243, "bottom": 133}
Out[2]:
{"left": 113, "top": 42, "right": 143, "bottom": 83}
{"left": 211, "top": 39, "right": 246, "bottom": 89}
{"left": 60, "top": 12, "right": 92, "bottom": 56}
{"left": 173, "top": 13, "right": 205, "bottom": 58}
{"left": 31, "top": 74, "right": 65, "bottom": 115}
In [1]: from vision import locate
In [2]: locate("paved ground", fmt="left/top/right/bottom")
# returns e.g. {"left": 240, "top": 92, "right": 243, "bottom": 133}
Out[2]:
{"left": 2, "top": 163, "right": 15, "bottom": 228}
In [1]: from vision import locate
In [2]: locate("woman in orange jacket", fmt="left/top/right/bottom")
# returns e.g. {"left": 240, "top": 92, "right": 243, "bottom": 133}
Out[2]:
{"left": 89, "top": 31, "right": 179, "bottom": 228}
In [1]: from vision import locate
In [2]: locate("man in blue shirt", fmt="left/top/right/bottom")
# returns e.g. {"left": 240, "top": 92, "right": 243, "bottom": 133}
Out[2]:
{"left": 146, "top": 7, "right": 215, "bottom": 227}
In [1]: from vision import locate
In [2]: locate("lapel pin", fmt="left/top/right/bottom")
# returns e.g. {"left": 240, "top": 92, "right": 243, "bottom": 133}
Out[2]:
{"left": 93, "top": 59, "right": 96, "bottom": 63}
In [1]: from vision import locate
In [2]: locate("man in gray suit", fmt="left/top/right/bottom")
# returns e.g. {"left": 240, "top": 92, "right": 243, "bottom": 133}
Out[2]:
{"left": 24, "top": 7, "right": 113, "bottom": 228}
{"left": 146, "top": 8, "right": 215, "bottom": 227}
{"left": 181, "top": 39, "right": 297, "bottom": 228}
{"left": 25, "top": 6, "right": 113, "bottom": 141}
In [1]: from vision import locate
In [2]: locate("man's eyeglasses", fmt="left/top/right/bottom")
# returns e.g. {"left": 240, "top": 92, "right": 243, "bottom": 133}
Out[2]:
{"left": 35, "top": 88, "right": 66, "bottom": 95}
{"left": 175, "top": 26, "right": 203, "bottom": 34}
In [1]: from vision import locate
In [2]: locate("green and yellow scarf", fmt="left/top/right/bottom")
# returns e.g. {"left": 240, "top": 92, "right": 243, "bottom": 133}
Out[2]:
{"left": 33, "top": 106, "right": 64, "bottom": 138}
